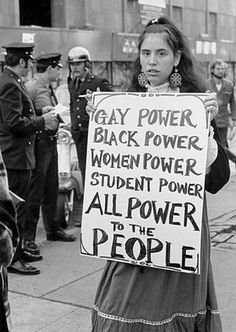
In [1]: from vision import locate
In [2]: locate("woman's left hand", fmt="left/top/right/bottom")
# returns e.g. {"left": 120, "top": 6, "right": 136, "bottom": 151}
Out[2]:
{"left": 85, "top": 88, "right": 100, "bottom": 116}
{"left": 204, "top": 92, "right": 218, "bottom": 121}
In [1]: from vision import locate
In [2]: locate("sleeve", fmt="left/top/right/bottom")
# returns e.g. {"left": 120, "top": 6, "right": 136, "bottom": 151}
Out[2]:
{"left": 28, "top": 85, "right": 53, "bottom": 115}
{"left": 0, "top": 150, "right": 19, "bottom": 267}
{"left": 0, "top": 82, "right": 45, "bottom": 136}
{"left": 229, "top": 83, "right": 236, "bottom": 122}
{"left": 206, "top": 126, "right": 218, "bottom": 172}
{"left": 0, "top": 220, "right": 14, "bottom": 268}
{"left": 205, "top": 120, "right": 230, "bottom": 194}
{"left": 25, "top": 82, "right": 42, "bottom": 115}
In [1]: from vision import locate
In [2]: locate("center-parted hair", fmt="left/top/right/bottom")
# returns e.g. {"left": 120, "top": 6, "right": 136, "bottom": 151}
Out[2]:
{"left": 131, "top": 16, "right": 208, "bottom": 93}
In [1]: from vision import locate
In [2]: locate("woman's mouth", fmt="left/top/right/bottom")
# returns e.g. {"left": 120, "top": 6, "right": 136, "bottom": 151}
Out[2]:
{"left": 147, "top": 69, "right": 159, "bottom": 76}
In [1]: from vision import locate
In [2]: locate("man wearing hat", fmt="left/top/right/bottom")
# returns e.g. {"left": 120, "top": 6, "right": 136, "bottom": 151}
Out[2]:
{"left": 0, "top": 43, "right": 57, "bottom": 275}
{"left": 67, "top": 46, "right": 112, "bottom": 219}
{"left": 24, "top": 53, "right": 76, "bottom": 255}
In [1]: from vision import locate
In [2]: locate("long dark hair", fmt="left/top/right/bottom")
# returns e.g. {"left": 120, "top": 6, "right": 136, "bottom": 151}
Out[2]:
{"left": 131, "top": 16, "right": 208, "bottom": 93}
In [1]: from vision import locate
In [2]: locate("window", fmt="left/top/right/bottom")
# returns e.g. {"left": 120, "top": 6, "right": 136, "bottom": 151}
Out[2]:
{"left": 19, "top": 0, "right": 52, "bottom": 27}
{"left": 172, "top": 6, "right": 183, "bottom": 30}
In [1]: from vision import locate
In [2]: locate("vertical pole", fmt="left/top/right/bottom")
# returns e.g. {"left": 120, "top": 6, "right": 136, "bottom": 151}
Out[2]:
{"left": 15, "top": 0, "right": 20, "bottom": 26}
{"left": 169, "top": 0, "right": 172, "bottom": 19}
{"left": 84, "top": 0, "right": 89, "bottom": 27}
{"left": 205, "top": 0, "right": 209, "bottom": 34}
{"left": 122, "top": 0, "right": 127, "bottom": 32}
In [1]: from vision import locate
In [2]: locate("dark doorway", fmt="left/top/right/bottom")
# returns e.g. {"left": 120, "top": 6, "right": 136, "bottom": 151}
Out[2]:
{"left": 19, "top": 0, "right": 52, "bottom": 27}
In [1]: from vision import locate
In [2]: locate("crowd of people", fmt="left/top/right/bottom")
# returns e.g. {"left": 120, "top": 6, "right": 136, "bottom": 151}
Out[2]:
{"left": 0, "top": 15, "right": 234, "bottom": 332}
{"left": 0, "top": 40, "right": 113, "bottom": 331}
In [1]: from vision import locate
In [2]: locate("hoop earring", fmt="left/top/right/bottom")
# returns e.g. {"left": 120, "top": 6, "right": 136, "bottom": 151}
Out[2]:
{"left": 138, "top": 71, "right": 148, "bottom": 87}
{"left": 169, "top": 66, "right": 182, "bottom": 88}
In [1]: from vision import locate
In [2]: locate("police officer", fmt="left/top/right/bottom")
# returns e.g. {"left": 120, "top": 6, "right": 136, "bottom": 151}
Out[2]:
{"left": 67, "top": 47, "right": 112, "bottom": 203}
{"left": 0, "top": 43, "right": 57, "bottom": 275}
{"left": 24, "top": 53, "right": 76, "bottom": 256}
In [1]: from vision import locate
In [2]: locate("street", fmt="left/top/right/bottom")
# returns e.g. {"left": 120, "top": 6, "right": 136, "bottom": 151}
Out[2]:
{"left": 8, "top": 150, "right": 236, "bottom": 332}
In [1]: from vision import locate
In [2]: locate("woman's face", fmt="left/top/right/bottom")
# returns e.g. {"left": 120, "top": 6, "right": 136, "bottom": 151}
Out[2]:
{"left": 140, "top": 32, "right": 181, "bottom": 87}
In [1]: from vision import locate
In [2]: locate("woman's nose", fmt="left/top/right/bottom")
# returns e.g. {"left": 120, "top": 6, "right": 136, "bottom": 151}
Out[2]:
{"left": 149, "top": 52, "right": 157, "bottom": 64}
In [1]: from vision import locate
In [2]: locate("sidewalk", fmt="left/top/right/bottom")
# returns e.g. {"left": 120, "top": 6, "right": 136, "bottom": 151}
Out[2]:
{"left": 8, "top": 160, "right": 236, "bottom": 332}
{"left": 207, "top": 174, "right": 236, "bottom": 332}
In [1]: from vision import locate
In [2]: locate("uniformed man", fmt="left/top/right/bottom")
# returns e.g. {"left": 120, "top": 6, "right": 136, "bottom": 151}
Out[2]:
{"left": 0, "top": 43, "right": 57, "bottom": 275}
{"left": 67, "top": 47, "right": 113, "bottom": 203}
{"left": 24, "top": 53, "right": 76, "bottom": 255}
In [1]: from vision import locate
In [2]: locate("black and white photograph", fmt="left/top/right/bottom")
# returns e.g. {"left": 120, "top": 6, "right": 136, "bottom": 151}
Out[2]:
{"left": 0, "top": 1, "right": 236, "bottom": 331}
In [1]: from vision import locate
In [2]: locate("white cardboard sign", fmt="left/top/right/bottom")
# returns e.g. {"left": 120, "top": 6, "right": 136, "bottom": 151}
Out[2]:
{"left": 80, "top": 92, "right": 209, "bottom": 274}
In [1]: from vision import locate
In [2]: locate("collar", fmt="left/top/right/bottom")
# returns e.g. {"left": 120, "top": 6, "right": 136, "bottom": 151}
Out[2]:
{"left": 4, "top": 67, "right": 22, "bottom": 84}
{"left": 212, "top": 75, "right": 223, "bottom": 84}
{"left": 146, "top": 82, "right": 180, "bottom": 93}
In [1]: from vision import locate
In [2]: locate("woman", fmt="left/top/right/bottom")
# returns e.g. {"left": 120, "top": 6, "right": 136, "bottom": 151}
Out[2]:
{"left": 90, "top": 17, "right": 229, "bottom": 331}
{"left": 0, "top": 149, "right": 19, "bottom": 331}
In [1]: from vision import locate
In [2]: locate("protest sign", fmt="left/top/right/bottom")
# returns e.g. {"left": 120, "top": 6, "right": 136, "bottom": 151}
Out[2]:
{"left": 80, "top": 92, "right": 209, "bottom": 274}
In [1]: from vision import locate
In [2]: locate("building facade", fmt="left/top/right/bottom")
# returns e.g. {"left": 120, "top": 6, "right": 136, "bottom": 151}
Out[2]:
{"left": 0, "top": 0, "right": 236, "bottom": 89}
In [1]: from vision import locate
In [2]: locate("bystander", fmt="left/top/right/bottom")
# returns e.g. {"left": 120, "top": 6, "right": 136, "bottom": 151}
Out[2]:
{"left": 207, "top": 58, "right": 236, "bottom": 165}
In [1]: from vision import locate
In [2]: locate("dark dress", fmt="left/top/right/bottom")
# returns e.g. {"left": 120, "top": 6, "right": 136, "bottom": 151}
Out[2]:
{"left": 91, "top": 89, "right": 230, "bottom": 331}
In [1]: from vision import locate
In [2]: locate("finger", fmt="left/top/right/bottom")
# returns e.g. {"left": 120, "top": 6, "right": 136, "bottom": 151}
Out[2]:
{"left": 86, "top": 102, "right": 94, "bottom": 112}
{"left": 206, "top": 108, "right": 217, "bottom": 121}
{"left": 96, "top": 87, "right": 101, "bottom": 92}
{"left": 85, "top": 89, "right": 92, "bottom": 102}
{"left": 86, "top": 104, "right": 96, "bottom": 115}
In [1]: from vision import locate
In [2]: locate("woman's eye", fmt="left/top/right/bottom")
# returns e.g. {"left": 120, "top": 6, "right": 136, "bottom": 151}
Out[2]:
{"left": 158, "top": 51, "right": 167, "bottom": 57}
{"left": 141, "top": 50, "right": 150, "bottom": 56}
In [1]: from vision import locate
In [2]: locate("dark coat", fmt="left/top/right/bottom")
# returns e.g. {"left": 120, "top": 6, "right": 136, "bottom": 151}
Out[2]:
{"left": 0, "top": 149, "right": 19, "bottom": 331}
{"left": 205, "top": 119, "right": 230, "bottom": 194}
{"left": 68, "top": 71, "right": 112, "bottom": 139}
{"left": 0, "top": 68, "right": 45, "bottom": 170}
{"left": 207, "top": 77, "right": 236, "bottom": 128}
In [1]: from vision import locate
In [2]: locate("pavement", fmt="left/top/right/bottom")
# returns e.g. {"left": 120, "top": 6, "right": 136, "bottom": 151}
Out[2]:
{"left": 8, "top": 140, "right": 236, "bottom": 332}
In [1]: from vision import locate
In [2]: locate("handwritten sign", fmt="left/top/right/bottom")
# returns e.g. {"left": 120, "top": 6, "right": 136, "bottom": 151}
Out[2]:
{"left": 80, "top": 93, "right": 209, "bottom": 274}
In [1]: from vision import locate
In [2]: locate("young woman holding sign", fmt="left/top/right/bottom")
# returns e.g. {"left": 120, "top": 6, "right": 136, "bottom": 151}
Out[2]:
{"left": 88, "top": 17, "right": 229, "bottom": 332}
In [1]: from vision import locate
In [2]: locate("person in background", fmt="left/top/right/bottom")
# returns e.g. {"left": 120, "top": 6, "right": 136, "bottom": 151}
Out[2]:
{"left": 0, "top": 149, "right": 19, "bottom": 331}
{"left": 24, "top": 53, "right": 76, "bottom": 257}
{"left": 87, "top": 17, "right": 230, "bottom": 331}
{"left": 67, "top": 46, "right": 112, "bottom": 219}
{"left": 222, "top": 61, "right": 229, "bottom": 78}
{"left": 0, "top": 43, "right": 57, "bottom": 275}
{"left": 207, "top": 58, "right": 236, "bottom": 165}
